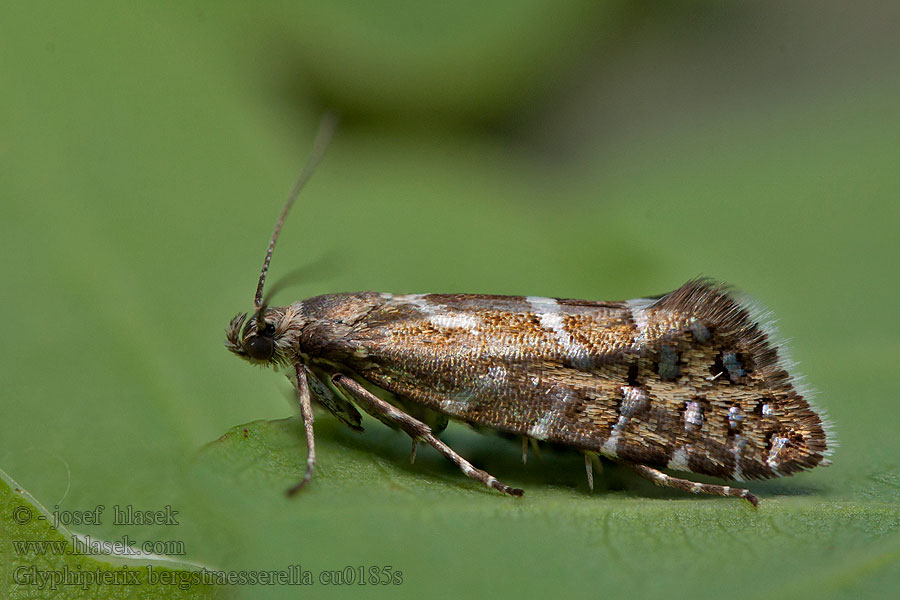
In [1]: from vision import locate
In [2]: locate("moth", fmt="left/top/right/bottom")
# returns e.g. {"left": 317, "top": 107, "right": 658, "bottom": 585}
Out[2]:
{"left": 225, "top": 116, "right": 833, "bottom": 506}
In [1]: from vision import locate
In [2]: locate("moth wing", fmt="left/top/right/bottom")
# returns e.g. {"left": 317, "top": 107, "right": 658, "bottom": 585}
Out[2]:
{"left": 306, "top": 366, "right": 363, "bottom": 432}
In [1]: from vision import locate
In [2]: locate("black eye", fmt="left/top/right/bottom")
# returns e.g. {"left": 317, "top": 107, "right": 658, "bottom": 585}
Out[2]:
{"left": 245, "top": 335, "right": 275, "bottom": 361}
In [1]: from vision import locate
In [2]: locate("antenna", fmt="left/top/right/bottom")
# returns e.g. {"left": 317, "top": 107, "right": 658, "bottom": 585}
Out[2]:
{"left": 254, "top": 113, "right": 338, "bottom": 317}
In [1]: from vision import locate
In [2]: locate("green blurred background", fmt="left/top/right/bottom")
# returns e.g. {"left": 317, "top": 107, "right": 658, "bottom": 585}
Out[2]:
{"left": 2, "top": 1, "right": 899, "bottom": 598}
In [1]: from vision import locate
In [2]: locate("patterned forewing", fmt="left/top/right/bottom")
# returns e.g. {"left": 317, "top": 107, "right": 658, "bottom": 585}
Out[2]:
{"left": 336, "top": 282, "right": 829, "bottom": 481}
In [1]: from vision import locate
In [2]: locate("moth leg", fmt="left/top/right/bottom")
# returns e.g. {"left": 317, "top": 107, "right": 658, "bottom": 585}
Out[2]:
{"left": 584, "top": 454, "right": 603, "bottom": 493}
{"left": 521, "top": 437, "right": 528, "bottom": 464}
{"left": 410, "top": 440, "right": 417, "bottom": 464}
{"left": 286, "top": 363, "right": 317, "bottom": 496}
{"left": 332, "top": 374, "right": 524, "bottom": 497}
{"left": 584, "top": 454, "right": 594, "bottom": 493}
{"left": 529, "top": 438, "right": 542, "bottom": 460}
{"left": 626, "top": 463, "right": 759, "bottom": 508}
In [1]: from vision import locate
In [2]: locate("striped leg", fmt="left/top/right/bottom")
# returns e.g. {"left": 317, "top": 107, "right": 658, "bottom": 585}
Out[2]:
{"left": 585, "top": 454, "right": 594, "bottom": 492}
{"left": 332, "top": 374, "right": 524, "bottom": 497}
{"left": 287, "top": 363, "right": 317, "bottom": 496}
{"left": 626, "top": 463, "right": 759, "bottom": 508}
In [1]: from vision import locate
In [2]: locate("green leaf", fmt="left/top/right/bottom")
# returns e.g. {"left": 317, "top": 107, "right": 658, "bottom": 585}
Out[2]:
{"left": 0, "top": 469, "right": 225, "bottom": 599}
{"left": 192, "top": 415, "right": 900, "bottom": 598}
{"left": 2, "top": 2, "right": 900, "bottom": 599}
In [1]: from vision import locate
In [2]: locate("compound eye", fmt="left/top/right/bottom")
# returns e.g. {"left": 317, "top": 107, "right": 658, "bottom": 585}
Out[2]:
{"left": 245, "top": 335, "right": 275, "bottom": 361}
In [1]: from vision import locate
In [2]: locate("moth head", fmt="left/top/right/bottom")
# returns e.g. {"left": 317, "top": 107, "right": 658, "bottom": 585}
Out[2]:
{"left": 225, "top": 308, "right": 289, "bottom": 366}
{"left": 226, "top": 114, "right": 336, "bottom": 366}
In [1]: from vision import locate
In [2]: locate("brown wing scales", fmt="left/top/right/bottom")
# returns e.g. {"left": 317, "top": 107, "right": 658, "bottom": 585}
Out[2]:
{"left": 327, "top": 280, "right": 830, "bottom": 481}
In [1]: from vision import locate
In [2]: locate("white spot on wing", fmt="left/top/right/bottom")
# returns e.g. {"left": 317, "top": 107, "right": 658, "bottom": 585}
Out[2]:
{"left": 527, "top": 412, "right": 553, "bottom": 441}
{"left": 620, "top": 386, "right": 649, "bottom": 417}
{"left": 428, "top": 313, "right": 481, "bottom": 330}
{"left": 395, "top": 294, "right": 438, "bottom": 315}
{"left": 394, "top": 295, "right": 483, "bottom": 332}
{"left": 668, "top": 448, "right": 690, "bottom": 471}
{"left": 611, "top": 415, "right": 628, "bottom": 430}
{"left": 684, "top": 401, "right": 703, "bottom": 429}
{"left": 526, "top": 296, "right": 557, "bottom": 307}
{"left": 439, "top": 394, "right": 473, "bottom": 415}
{"left": 527, "top": 390, "right": 573, "bottom": 441}
{"left": 538, "top": 312, "right": 564, "bottom": 330}
{"left": 526, "top": 297, "right": 593, "bottom": 369}
{"left": 766, "top": 434, "right": 790, "bottom": 469}
{"left": 601, "top": 430, "right": 620, "bottom": 458}
{"left": 626, "top": 297, "right": 654, "bottom": 348}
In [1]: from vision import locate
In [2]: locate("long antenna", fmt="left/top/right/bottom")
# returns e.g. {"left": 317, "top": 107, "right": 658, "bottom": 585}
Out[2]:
{"left": 255, "top": 112, "right": 339, "bottom": 310}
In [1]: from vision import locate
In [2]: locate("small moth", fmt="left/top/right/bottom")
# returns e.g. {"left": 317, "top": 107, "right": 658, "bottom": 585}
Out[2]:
{"left": 225, "top": 116, "right": 833, "bottom": 506}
